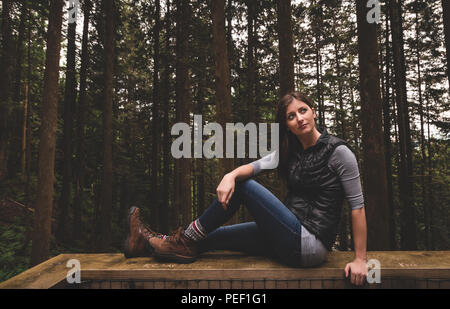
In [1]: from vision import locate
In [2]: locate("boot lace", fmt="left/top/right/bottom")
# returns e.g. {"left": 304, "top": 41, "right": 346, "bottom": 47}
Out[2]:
{"left": 137, "top": 213, "right": 162, "bottom": 239}
{"left": 165, "top": 226, "right": 184, "bottom": 244}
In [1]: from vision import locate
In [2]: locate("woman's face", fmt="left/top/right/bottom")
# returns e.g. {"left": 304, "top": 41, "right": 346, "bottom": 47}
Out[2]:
{"left": 285, "top": 99, "right": 317, "bottom": 137}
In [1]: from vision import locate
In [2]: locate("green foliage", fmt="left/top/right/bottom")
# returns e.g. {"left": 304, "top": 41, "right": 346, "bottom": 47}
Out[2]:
{"left": 0, "top": 218, "right": 31, "bottom": 282}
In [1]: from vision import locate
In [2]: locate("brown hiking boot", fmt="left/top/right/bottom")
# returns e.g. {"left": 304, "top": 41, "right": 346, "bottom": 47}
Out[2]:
{"left": 123, "top": 206, "right": 160, "bottom": 258}
{"left": 150, "top": 227, "right": 199, "bottom": 263}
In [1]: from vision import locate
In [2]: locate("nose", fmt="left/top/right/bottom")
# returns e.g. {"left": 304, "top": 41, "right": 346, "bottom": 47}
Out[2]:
{"left": 296, "top": 112, "right": 304, "bottom": 123}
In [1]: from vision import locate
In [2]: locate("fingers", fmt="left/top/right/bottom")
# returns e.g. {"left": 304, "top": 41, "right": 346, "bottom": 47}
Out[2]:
{"left": 217, "top": 189, "right": 229, "bottom": 210}
{"left": 220, "top": 189, "right": 234, "bottom": 210}
{"left": 351, "top": 272, "right": 356, "bottom": 285}
{"left": 356, "top": 274, "right": 365, "bottom": 286}
{"left": 217, "top": 183, "right": 235, "bottom": 210}
{"left": 345, "top": 264, "right": 367, "bottom": 286}
{"left": 218, "top": 193, "right": 226, "bottom": 210}
{"left": 225, "top": 188, "right": 234, "bottom": 205}
{"left": 353, "top": 273, "right": 366, "bottom": 286}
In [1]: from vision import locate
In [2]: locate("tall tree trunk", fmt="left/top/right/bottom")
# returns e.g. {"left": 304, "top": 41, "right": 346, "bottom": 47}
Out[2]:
{"left": 0, "top": 0, "right": 13, "bottom": 181}
{"left": 392, "top": 84, "right": 400, "bottom": 248}
{"left": 389, "top": 0, "right": 416, "bottom": 250}
{"left": 334, "top": 41, "right": 346, "bottom": 140}
{"left": 425, "top": 87, "right": 435, "bottom": 249}
{"left": 335, "top": 35, "right": 348, "bottom": 251}
{"left": 195, "top": 56, "right": 206, "bottom": 219}
{"left": 414, "top": 9, "right": 430, "bottom": 250}
{"left": 348, "top": 68, "right": 360, "bottom": 159}
{"left": 30, "top": 0, "right": 64, "bottom": 266}
{"left": 151, "top": 0, "right": 161, "bottom": 231}
{"left": 356, "top": 0, "right": 391, "bottom": 250}
{"left": 212, "top": 0, "right": 233, "bottom": 176}
{"left": 21, "top": 84, "right": 28, "bottom": 176}
{"left": 276, "top": 0, "right": 295, "bottom": 96}
{"left": 442, "top": 0, "right": 450, "bottom": 89}
{"left": 24, "top": 7, "right": 32, "bottom": 199}
{"left": 8, "top": 1, "right": 27, "bottom": 179}
{"left": 98, "top": 0, "right": 115, "bottom": 251}
{"left": 226, "top": 0, "right": 233, "bottom": 79}
{"left": 175, "top": 0, "right": 192, "bottom": 227}
{"left": 246, "top": 0, "right": 256, "bottom": 123}
{"left": 20, "top": 15, "right": 33, "bottom": 253}
{"left": 212, "top": 0, "right": 235, "bottom": 224}
{"left": 312, "top": 1, "right": 324, "bottom": 127}
{"left": 161, "top": 0, "right": 171, "bottom": 234}
{"left": 74, "top": 0, "right": 92, "bottom": 242}
{"left": 57, "top": 4, "right": 78, "bottom": 244}
{"left": 383, "top": 11, "right": 396, "bottom": 250}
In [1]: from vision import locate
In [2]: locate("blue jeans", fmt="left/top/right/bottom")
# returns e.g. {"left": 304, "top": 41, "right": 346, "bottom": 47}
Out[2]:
{"left": 197, "top": 179, "right": 303, "bottom": 267}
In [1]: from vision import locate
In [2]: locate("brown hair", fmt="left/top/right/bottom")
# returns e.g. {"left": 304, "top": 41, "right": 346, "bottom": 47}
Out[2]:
{"left": 276, "top": 92, "right": 315, "bottom": 182}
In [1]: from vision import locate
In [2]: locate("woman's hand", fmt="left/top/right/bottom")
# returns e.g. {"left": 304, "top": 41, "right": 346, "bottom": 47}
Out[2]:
{"left": 216, "top": 173, "right": 236, "bottom": 210}
{"left": 344, "top": 258, "right": 368, "bottom": 286}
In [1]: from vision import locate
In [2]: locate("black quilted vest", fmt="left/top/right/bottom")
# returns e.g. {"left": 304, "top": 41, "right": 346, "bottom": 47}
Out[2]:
{"left": 284, "top": 128, "right": 348, "bottom": 250}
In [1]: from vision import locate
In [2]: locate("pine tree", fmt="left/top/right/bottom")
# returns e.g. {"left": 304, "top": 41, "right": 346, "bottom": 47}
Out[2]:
{"left": 355, "top": 0, "right": 391, "bottom": 250}
{"left": 30, "top": 0, "right": 64, "bottom": 266}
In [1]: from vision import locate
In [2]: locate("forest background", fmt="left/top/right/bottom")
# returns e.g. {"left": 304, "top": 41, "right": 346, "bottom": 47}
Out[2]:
{"left": 0, "top": 0, "right": 448, "bottom": 282}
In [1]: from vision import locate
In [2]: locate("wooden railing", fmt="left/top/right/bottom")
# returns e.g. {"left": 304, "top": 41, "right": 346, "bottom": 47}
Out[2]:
{"left": 1, "top": 251, "right": 449, "bottom": 289}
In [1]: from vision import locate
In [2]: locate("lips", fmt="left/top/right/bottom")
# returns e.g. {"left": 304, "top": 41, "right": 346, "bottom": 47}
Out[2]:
{"left": 298, "top": 123, "right": 308, "bottom": 129}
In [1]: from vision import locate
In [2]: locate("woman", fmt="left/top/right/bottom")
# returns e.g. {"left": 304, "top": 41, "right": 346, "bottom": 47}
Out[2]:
{"left": 123, "top": 92, "right": 368, "bottom": 286}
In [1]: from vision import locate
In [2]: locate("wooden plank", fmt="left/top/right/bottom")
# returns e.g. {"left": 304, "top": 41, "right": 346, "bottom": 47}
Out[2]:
{"left": 100, "top": 281, "right": 111, "bottom": 289}
{"left": 175, "top": 280, "right": 188, "bottom": 289}
{"left": 111, "top": 281, "right": 121, "bottom": 289}
{"left": 79, "top": 251, "right": 450, "bottom": 281}
{"left": 80, "top": 280, "right": 93, "bottom": 289}
{"left": 322, "top": 280, "right": 334, "bottom": 289}
{"left": 415, "top": 280, "right": 428, "bottom": 289}
{"left": 187, "top": 280, "right": 198, "bottom": 289}
{"left": 310, "top": 280, "right": 322, "bottom": 289}
{"left": 427, "top": 280, "right": 440, "bottom": 289}
{"left": 142, "top": 281, "right": 155, "bottom": 289}
{"left": 209, "top": 281, "right": 220, "bottom": 289}
{"left": 154, "top": 281, "right": 165, "bottom": 289}
{"left": 231, "top": 280, "right": 242, "bottom": 289}
{"left": 220, "top": 280, "right": 231, "bottom": 289}
{"left": 299, "top": 280, "right": 311, "bottom": 289}
{"left": 439, "top": 280, "right": 450, "bottom": 289}
{"left": 380, "top": 279, "right": 392, "bottom": 289}
{"left": 90, "top": 281, "right": 100, "bottom": 289}
{"left": 367, "top": 282, "right": 381, "bottom": 289}
{"left": 391, "top": 279, "right": 407, "bottom": 289}
{"left": 406, "top": 279, "right": 416, "bottom": 289}
{"left": 132, "top": 281, "right": 146, "bottom": 289}
{"left": 243, "top": 280, "right": 254, "bottom": 289}
{"left": 287, "top": 280, "right": 300, "bottom": 289}
{"left": 2, "top": 251, "right": 450, "bottom": 289}
{"left": 265, "top": 280, "right": 276, "bottom": 289}
{"left": 253, "top": 280, "right": 265, "bottom": 289}
{"left": 275, "top": 280, "right": 288, "bottom": 289}
{"left": 333, "top": 279, "right": 348, "bottom": 289}
{"left": 198, "top": 280, "right": 209, "bottom": 289}
{"left": 399, "top": 279, "right": 415, "bottom": 289}
{"left": 0, "top": 254, "right": 69, "bottom": 289}
{"left": 165, "top": 280, "right": 176, "bottom": 289}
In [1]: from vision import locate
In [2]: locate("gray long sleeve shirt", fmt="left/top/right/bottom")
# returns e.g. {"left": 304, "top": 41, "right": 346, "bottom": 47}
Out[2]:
{"left": 249, "top": 145, "right": 365, "bottom": 266}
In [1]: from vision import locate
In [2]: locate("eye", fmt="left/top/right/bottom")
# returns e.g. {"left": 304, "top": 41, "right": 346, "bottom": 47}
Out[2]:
{"left": 299, "top": 107, "right": 307, "bottom": 114}
{"left": 287, "top": 114, "right": 294, "bottom": 120}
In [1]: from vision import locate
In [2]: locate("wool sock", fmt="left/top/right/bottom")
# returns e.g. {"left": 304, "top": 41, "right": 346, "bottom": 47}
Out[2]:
{"left": 184, "top": 218, "right": 207, "bottom": 241}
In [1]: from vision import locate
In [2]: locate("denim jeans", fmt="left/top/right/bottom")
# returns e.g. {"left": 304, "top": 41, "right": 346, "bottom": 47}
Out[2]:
{"left": 197, "top": 179, "right": 303, "bottom": 267}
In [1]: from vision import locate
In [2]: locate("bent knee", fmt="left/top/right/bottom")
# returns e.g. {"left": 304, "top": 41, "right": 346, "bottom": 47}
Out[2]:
{"left": 235, "top": 179, "right": 260, "bottom": 193}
